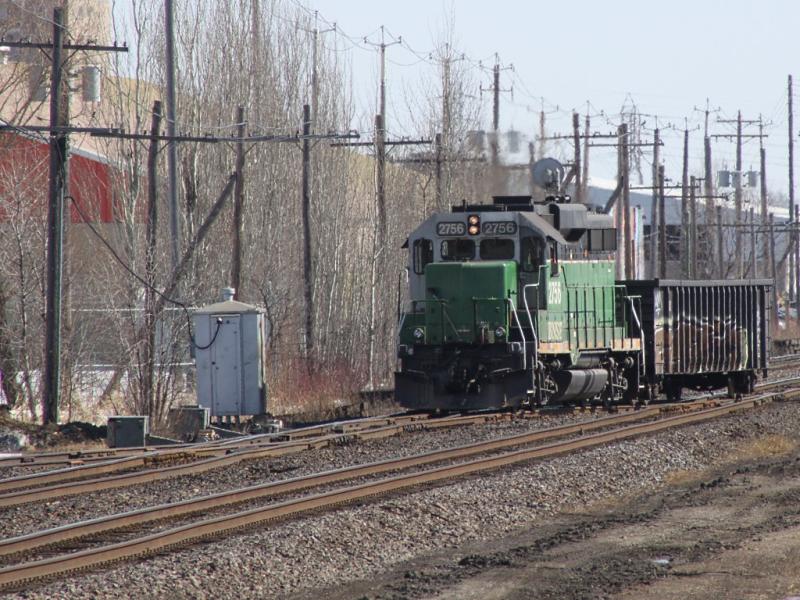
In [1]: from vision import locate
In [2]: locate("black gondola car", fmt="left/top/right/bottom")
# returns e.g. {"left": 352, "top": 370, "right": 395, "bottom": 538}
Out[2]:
{"left": 623, "top": 279, "right": 772, "bottom": 400}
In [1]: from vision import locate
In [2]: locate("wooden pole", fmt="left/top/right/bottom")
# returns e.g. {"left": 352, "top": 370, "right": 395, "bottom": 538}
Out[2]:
{"left": 658, "top": 165, "right": 666, "bottom": 278}
{"left": 231, "top": 106, "right": 246, "bottom": 298}
{"left": 760, "top": 140, "right": 769, "bottom": 279}
{"left": 716, "top": 205, "right": 724, "bottom": 279}
{"left": 143, "top": 101, "right": 162, "bottom": 418}
{"left": 301, "top": 104, "right": 313, "bottom": 356}
{"left": 789, "top": 75, "right": 795, "bottom": 303}
{"left": 621, "top": 124, "right": 632, "bottom": 278}
{"left": 680, "top": 128, "right": 689, "bottom": 277}
{"left": 735, "top": 110, "right": 744, "bottom": 277}
{"left": 649, "top": 128, "right": 659, "bottom": 278}
{"left": 749, "top": 207, "right": 756, "bottom": 279}
{"left": 581, "top": 112, "right": 590, "bottom": 201}
{"left": 770, "top": 213, "right": 779, "bottom": 326}
{"left": 703, "top": 135, "right": 714, "bottom": 276}
{"left": 573, "top": 112, "right": 581, "bottom": 203}
{"left": 689, "top": 175, "right": 697, "bottom": 278}
{"left": 43, "top": 8, "right": 66, "bottom": 425}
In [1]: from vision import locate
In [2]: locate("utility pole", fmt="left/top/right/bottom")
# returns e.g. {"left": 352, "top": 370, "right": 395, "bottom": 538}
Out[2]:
{"left": 658, "top": 165, "right": 666, "bottom": 278}
{"left": 491, "top": 61, "right": 500, "bottom": 167}
{"left": 713, "top": 111, "right": 765, "bottom": 277}
{"left": 689, "top": 176, "right": 697, "bottom": 278}
{"left": 695, "top": 98, "right": 721, "bottom": 278}
{"left": 364, "top": 28, "right": 399, "bottom": 235}
{"left": 749, "top": 207, "right": 756, "bottom": 278}
{"left": 164, "top": 0, "right": 180, "bottom": 269}
{"left": 301, "top": 104, "right": 313, "bottom": 357}
{"left": 375, "top": 113, "right": 387, "bottom": 244}
{"left": 43, "top": 8, "right": 66, "bottom": 426}
{"left": 796, "top": 206, "right": 800, "bottom": 315}
{"left": 716, "top": 206, "right": 724, "bottom": 278}
{"left": 435, "top": 133, "right": 443, "bottom": 208}
{"left": 649, "top": 128, "right": 660, "bottom": 278}
{"left": 620, "top": 123, "right": 632, "bottom": 278}
{"left": 789, "top": 75, "right": 796, "bottom": 306}
{"left": 231, "top": 106, "right": 246, "bottom": 298}
{"left": 440, "top": 51, "right": 455, "bottom": 208}
{"left": 760, "top": 121, "right": 769, "bottom": 279}
{"left": 769, "top": 213, "right": 779, "bottom": 324}
{"left": 572, "top": 112, "right": 582, "bottom": 203}
{"left": 1, "top": 10, "right": 132, "bottom": 425}
{"left": 538, "top": 108, "right": 546, "bottom": 159}
{"left": 479, "top": 55, "right": 511, "bottom": 169}
{"left": 301, "top": 14, "right": 334, "bottom": 129}
{"left": 735, "top": 111, "right": 743, "bottom": 277}
{"left": 581, "top": 111, "right": 590, "bottom": 201}
{"left": 680, "top": 128, "right": 689, "bottom": 277}
{"left": 144, "top": 101, "right": 162, "bottom": 418}
{"left": 703, "top": 134, "right": 714, "bottom": 277}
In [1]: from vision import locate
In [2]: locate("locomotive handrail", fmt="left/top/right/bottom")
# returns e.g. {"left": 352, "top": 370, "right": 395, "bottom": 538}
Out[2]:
{"left": 507, "top": 297, "right": 527, "bottom": 370}
{"left": 626, "top": 295, "right": 646, "bottom": 374}
{"left": 522, "top": 284, "right": 539, "bottom": 370}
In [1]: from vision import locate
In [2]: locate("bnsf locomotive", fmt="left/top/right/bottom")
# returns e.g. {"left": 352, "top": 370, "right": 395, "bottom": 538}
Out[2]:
{"left": 396, "top": 182, "right": 771, "bottom": 411}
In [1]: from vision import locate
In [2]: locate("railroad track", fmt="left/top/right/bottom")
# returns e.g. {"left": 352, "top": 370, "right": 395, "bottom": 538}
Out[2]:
{"left": 0, "top": 412, "right": 433, "bottom": 469}
{"left": 0, "top": 411, "right": 532, "bottom": 507}
{"left": 4, "top": 372, "right": 798, "bottom": 506}
{"left": 769, "top": 353, "right": 800, "bottom": 370}
{"left": 0, "top": 390, "right": 790, "bottom": 591}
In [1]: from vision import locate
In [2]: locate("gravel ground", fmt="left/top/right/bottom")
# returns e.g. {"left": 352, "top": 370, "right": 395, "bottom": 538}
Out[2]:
{"left": 0, "top": 411, "right": 590, "bottom": 540}
{"left": 7, "top": 400, "right": 800, "bottom": 599}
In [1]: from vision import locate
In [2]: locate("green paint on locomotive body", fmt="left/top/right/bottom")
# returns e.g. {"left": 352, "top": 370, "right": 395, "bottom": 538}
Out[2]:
{"left": 535, "top": 260, "right": 627, "bottom": 354}
{"left": 423, "top": 261, "right": 516, "bottom": 345}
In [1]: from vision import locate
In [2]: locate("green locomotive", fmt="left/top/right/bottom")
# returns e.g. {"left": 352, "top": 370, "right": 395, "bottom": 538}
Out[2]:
{"left": 396, "top": 175, "right": 770, "bottom": 411}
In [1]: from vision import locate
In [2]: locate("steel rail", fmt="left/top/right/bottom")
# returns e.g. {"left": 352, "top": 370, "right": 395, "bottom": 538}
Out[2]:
{"left": 0, "top": 393, "right": 783, "bottom": 590}
{"left": 0, "top": 407, "right": 663, "bottom": 557}
{"left": 0, "top": 412, "right": 433, "bottom": 468}
{"left": 0, "top": 413, "right": 441, "bottom": 486}
{"left": 0, "top": 412, "right": 522, "bottom": 507}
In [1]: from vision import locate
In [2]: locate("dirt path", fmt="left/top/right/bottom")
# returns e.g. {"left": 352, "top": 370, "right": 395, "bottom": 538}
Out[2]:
{"left": 296, "top": 435, "right": 800, "bottom": 600}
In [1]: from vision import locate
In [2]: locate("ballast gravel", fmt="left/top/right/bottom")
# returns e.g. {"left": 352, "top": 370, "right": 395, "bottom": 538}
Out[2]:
{"left": 8, "top": 401, "right": 800, "bottom": 600}
{"left": 0, "top": 412, "right": 589, "bottom": 540}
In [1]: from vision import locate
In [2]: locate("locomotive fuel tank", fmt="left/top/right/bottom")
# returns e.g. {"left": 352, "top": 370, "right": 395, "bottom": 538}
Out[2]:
{"left": 549, "top": 368, "right": 608, "bottom": 403}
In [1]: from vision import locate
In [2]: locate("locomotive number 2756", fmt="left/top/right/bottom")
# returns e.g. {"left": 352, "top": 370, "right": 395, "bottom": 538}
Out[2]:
{"left": 481, "top": 221, "right": 517, "bottom": 235}
{"left": 436, "top": 222, "right": 466, "bottom": 236}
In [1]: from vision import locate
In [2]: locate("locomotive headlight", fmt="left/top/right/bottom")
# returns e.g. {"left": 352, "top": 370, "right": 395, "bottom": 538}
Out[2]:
{"left": 468, "top": 214, "right": 480, "bottom": 235}
{"left": 494, "top": 326, "right": 506, "bottom": 340}
{"left": 413, "top": 327, "right": 425, "bottom": 341}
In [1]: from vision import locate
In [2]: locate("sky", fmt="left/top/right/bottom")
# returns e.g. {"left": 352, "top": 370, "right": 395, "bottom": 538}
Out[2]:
{"left": 108, "top": 0, "right": 798, "bottom": 198}
{"left": 299, "top": 0, "right": 798, "bottom": 197}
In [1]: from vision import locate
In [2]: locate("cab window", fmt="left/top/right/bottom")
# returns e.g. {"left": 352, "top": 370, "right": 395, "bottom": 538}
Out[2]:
{"left": 412, "top": 238, "right": 433, "bottom": 274}
{"left": 479, "top": 238, "right": 515, "bottom": 260}
{"left": 441, "top": 239, "right": 475, "bottom": 261}
{"left": 521, "top": 237, "right": 545, "bottom": 272}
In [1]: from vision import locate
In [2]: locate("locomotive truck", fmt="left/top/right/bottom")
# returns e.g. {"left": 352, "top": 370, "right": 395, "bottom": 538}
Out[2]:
{"left": 395, "top": 168, "right": 771, "bottom": 411}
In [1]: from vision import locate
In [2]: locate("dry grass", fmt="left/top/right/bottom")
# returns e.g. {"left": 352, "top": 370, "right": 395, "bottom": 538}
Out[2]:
{"left": 663, "top": 434, "right": 797, "bottom": 486}
{"left": 726, "top": 434, "right": 797, "bottom": 461}
{"left": 267, "top": 358, "right": 361, "bottom": 422}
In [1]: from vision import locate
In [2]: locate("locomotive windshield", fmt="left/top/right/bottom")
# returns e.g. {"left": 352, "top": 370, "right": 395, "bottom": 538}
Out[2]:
{"left": 521, "top": 237, "right": 545, "bottom": 272}
{"left": 441, "top": 238, "right": 475, "bottom": 261}
{"left": 479, "top": 238, "right": 515, "bottom": 260}
{"left": 412, "top": 238, "right": 433, "bottom": 274}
